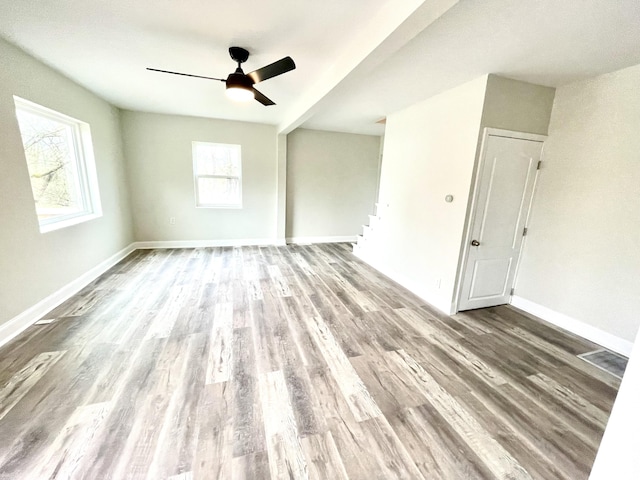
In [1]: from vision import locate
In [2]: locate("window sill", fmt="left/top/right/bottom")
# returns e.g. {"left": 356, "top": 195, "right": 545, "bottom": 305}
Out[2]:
{"left": 39, "top": 212, "right": 102, "bottom": 233}
{"left": 196, "top": 205, "right": 243, "bottom": 209}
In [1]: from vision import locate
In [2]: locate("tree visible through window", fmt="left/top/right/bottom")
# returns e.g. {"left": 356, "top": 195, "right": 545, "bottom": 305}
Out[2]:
{"left": 193, "top": 142, "right": 242, "bottom": 208}
{"left": 14, "top": 97, "right": 101, "bottom": 232}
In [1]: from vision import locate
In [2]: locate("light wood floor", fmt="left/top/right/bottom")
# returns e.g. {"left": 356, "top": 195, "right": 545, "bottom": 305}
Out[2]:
{"left": 0, "top": 243, "right": 620, "bottom": 479}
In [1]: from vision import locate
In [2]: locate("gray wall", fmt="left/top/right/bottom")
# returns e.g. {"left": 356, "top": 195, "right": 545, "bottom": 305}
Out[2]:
{"left": 121, "top": 111, "right": 278, "bottom": 243}
{"left": 0, "top": 37, "right": 134, "bottom": 326}
{"left": 286, "top": 128, "right": 380, "bottom": 240}
{"left": 481, "top": 75, "right": 556, "bottom": 135}
{"left": 515, "top": 64, "right": 640, "bottom": 342}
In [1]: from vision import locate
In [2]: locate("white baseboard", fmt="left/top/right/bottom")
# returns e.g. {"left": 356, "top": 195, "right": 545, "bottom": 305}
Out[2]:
{"left": 0, "top": 243, "right": 136, "bottom": 350}
{"left": 134, "top": 238, "right": 285, "bottom": 249}
{"left": 286, "top": 235, "right": 357, "bottom": 244}
{"left": 510, "top": 295, "right": 633, "bottom": 357}
{"left": 353, "top": 250, "right": 454, "bottom": 315}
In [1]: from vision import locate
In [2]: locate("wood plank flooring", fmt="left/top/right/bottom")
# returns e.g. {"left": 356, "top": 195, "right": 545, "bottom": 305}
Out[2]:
{"left": 0, "top": 243, "right": 620, "bottom": 479}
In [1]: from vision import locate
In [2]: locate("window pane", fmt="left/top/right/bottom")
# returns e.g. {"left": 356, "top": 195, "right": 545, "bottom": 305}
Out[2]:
{"left": 194, "top": 143, "right": 240, "bottom": 177}
{"left": 14, "top": 96, "right": 101, "bottom": 232}
{"left": 15, "top": 108, "right": 84, "bottom": 220}
{"left": 192, "top": 142, "right": 242, "bottom": 208}
{"left": 197, "top": 177, "right": 241, "bottom": 206}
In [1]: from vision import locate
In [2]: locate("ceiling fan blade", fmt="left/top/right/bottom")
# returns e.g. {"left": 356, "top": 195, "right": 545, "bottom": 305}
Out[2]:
{"left": 247, "top": 57, "right": 296, "bottom": 84}
{"left": 253, "top": 88, "right": 275, "bottom": 106}
{"left": 146, "top": 68, "right": 225, "bottom": 82}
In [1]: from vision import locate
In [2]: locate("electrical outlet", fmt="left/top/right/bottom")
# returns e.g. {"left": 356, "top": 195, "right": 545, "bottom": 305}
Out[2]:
{"left": 169, "top": 217, "right": 176, "bottom": 225}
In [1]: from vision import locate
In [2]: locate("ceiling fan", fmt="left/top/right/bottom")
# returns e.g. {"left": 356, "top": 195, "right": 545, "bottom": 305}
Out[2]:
{"left": 147, "top": 47, "right": 296, "bottom": 106}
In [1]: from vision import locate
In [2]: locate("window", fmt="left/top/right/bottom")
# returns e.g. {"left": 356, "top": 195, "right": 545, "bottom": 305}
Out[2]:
{"left": 13, "top": 96, "right": 102, "bottom": 232}
{"left": 193, "top": 142, "right": 242, "bottom": 208}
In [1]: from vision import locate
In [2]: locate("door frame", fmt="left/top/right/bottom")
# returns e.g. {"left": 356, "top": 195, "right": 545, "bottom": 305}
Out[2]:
{"left": 452, "top": 127, "right": 547, "bottom": 313}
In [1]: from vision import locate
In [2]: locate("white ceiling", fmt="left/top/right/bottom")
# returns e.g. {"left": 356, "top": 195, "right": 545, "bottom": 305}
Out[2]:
{"left": 1, "top": 0, "right": 639, "bottom": 136}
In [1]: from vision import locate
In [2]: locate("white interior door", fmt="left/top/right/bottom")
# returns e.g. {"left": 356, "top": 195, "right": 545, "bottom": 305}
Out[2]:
{"left": 457, "top": 131, "right": 544, "bottom": 311}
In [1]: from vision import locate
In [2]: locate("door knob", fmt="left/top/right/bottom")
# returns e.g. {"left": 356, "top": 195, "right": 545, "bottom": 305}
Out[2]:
{"left": 471, "top": 240, "right": 480, "bottom": 246}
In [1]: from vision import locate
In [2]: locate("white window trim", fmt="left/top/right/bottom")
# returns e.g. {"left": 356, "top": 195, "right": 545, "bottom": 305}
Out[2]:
{"left": 192, "top": 141, "right": 243, "bottom": 209}
{"left": 13, "top": 96, "right": 102, "bottom": 233}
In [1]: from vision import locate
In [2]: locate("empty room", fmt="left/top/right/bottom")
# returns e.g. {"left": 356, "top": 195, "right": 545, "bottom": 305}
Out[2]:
{"left": 1, "top": 1, "right": 639, "bottom": 479}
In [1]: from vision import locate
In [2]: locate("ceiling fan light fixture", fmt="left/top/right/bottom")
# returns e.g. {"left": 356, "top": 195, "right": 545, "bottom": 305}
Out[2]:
{"left": 225, "top": 72, "right": 254, "bottom": 102}
{"left": 225, "top": 85, "right": 254, "bottom": 102}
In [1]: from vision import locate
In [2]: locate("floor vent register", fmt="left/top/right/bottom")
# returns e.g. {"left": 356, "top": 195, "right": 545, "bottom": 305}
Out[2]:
{"left": 578, "top": 349, "right": 628, "bottom": 379}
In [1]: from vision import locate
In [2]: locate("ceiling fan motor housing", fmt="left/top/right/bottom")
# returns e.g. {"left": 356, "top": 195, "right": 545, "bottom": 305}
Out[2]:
{"left": 226, "top": 71, "right": 254, "bottom": 89}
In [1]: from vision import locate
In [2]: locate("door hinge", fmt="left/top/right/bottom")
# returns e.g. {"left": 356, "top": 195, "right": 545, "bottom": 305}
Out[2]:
{"left": 510, "top": 288, "right": 515, "bottom": 296}
{"left": 523, "top": 227, "right": 528, "bottom": 236}
{"left": 537, "top": 160, "right": 542, "bottom": 170}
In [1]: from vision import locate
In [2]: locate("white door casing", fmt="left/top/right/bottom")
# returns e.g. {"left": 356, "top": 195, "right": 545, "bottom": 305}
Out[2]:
{"left": 457, "top": 129, "right": 545, "bottom": 311}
